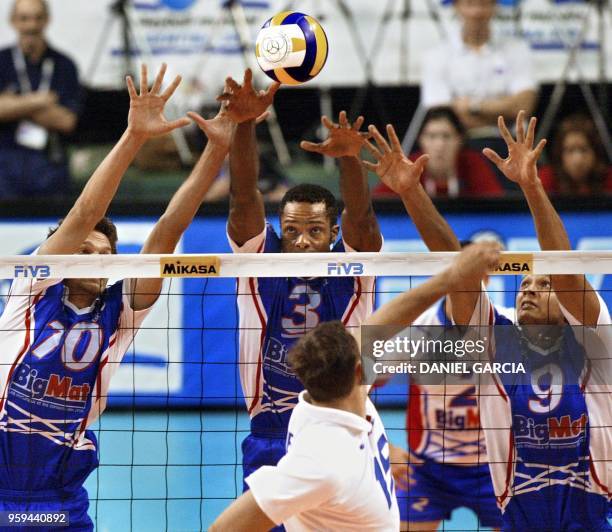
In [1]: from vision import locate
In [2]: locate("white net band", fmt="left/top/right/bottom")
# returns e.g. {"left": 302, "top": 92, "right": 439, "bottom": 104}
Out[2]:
{"left": 0, "top": 250, "right": 611, "bottom": 278}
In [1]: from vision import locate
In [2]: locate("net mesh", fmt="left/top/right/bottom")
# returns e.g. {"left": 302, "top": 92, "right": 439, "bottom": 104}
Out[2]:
{"left": 0, "top": 252, "right": 609, "bottom": 531}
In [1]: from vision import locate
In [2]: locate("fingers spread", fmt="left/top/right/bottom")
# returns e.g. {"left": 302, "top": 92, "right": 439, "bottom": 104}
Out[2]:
{"left": 482, "top": 147, "right": 504, "bottom": 168}
{"left": 361, "top": 160, "right": 378, "bottom": 172}
{"left": 516, "top": 110, "right": 525, "bottom": 143}
{"left": 244, "top": 68, "right": 253, "bottom": 87}
{"left": 300, "top": 140, "right": 324, "bottom": 153}
{"left": 161, "top": 75, "right": 182, "bottom": 101}
{"left": 255, "top": 110, "right": 270, "bottom": 124}
{"left": 187, "top": 111, "right": 207, "bottom": 128}
{"left": 165, "top": 116, "right": 191, "bottom": 132}
{"left": 339, "top": 110, "right": 348, "bottom": 128}
{"left": 267, "top": 81, "right": 281, "bottom": 98}
{"left": 151, "top": 62, "right": 167, "bottom": 94}
{"left": 321, "top": 115, "right": 334, "bottom": 130}
{"left": 363, "top": 138, "right": 382, "bottom": 160}
{"left": 225, "top": 76, "right": 240, "bottom": 93}
{"left": 533, "top": 138, "right": 547, "bottom": 160}
{"left": 369, "top": 125, "right": 391, "bottom": 153}
{"left": 526, "top": 116, "right": 537, "bottom": 148}
{"left": 139, "top": 63, "right": 148, "bottom": 95}
{"left": 386, "top": 124, "right": 402, "bottom": 152}
{"left": 353, "top": 115, "right": 364, "bottom": 131}
{"left": 498, "top": 115, "right": 515, "bottom": 146}
{"left": 126, "top": 76, "right": 137, "bottom": 99}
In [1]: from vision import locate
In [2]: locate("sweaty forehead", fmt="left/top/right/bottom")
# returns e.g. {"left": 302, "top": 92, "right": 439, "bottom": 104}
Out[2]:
{"left": 521, "top": 274, "right": 551, "bottom": 285}
{"left": 281, "top": 202, "right": 329, "bottom": 224}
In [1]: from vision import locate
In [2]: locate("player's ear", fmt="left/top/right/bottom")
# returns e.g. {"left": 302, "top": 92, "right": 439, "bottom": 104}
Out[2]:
{"left": 330, "top": 224, "right": 339, "bottom": 244}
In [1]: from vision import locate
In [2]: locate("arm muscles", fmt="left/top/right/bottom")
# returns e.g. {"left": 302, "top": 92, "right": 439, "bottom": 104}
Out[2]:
{"left": 0, "top": 92, "right": 47, "bottom": 121}
{"left": 521, "top": 181, "right": 599, "bottom": 325}
{"left": 228, "top": 120, "right": 265, "bottom": 246}
{"left": 210, "top": 492, "right": 275, "bottom": 532}
{"left": 339, "top": 156, "right": 382, "bottom": 251}
{"left": 38, "top": 131, "right": 145, "bottom": 256}
{"left": 130, "top": 142, "right": 228, "bottom": 310}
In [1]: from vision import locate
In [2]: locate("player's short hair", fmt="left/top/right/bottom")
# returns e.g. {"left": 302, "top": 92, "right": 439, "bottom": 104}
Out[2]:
{"left": 288, "top": 321, "right": 358, "bottom": 403}
{"left": 47, "top": 216, "right": 118, "bottom": 254}
{"left": 278, "top": 184, "right": 338, "bottom": 227}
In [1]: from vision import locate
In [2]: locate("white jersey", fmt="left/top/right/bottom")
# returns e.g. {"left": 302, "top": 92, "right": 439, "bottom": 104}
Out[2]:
{"left": 246, "top": 391, "right": 400, "bottom": 531}
{"left": 407, "top": 298, "right": 513, "bottom": 465}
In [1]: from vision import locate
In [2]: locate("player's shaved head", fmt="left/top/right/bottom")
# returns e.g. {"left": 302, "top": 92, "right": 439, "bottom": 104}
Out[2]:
{"left": 289, "top": 321, "right": 359, "bottom": 403}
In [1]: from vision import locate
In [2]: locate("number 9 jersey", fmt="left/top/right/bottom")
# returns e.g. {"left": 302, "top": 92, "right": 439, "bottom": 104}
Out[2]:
{"left": 470, "top": 291, "right": 612, "bottom": 531}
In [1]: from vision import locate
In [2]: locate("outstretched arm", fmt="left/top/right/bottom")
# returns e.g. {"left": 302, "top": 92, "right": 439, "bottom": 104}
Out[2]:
{"left": 483, "top": 111, "right": 600, "bottom": 326}
{"left": 221, "top": 69, "right": 279, "bottom": 246}
{"left": 364, "top": 243, "right": 500, "bottom": 329}
{"left": 363, "top": 124, "right": 461, "bottom": 252}
{"left": 38, "top": 64, "right": 189, "bottom": 256}
{"left": 129, "top": 110, "right": 233, "bottom": 310}
{"left": 301, "top": 111, "right": 381, "bottom": 251}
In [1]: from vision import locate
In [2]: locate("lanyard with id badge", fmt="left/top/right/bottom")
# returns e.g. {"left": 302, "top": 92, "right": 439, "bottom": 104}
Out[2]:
{"left": 12, "top": 47, "right": 54, "bottom": 150}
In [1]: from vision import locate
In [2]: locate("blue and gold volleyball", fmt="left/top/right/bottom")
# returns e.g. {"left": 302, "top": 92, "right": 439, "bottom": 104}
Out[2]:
{"left": 255, "top": 11, "right": 328, "bottom": 85}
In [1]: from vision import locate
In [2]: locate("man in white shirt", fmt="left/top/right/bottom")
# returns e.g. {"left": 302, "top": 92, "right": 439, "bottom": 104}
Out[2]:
{"left": 421, "top": 0, "right": 537, "bottom": 140}
{"left": 210, "top": 243, "right": 501, "bottom": 532}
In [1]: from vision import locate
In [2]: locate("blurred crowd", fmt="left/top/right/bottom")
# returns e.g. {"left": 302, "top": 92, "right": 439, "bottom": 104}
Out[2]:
{"left": 0, "top": 0, "right": 610, "bottom": 201}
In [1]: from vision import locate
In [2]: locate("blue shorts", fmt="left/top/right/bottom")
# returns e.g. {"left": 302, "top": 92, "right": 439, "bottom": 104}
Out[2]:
{"left": 0, "top": 486, "right": 93, "bottom": 531}
{"left": 242, "top": 433, "right": 286, "bottom": 532}
{"left": 503, "top": 486, "right": 611, "bottom": 531}
{"left": 395, "top": 458, "right": 502, "bottom": 528}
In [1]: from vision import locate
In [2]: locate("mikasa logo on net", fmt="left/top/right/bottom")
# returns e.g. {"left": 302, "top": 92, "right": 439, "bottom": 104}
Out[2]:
{"left": 160, "top": 256, "right": 220, "bottom": 277}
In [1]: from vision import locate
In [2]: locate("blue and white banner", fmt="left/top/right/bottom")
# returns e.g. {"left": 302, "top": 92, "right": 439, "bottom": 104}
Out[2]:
{"left": 0, "top": 212, "right": 610, "bottom": 407}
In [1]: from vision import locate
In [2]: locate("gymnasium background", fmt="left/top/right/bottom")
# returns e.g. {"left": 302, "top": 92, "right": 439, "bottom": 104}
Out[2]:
{"left": 0, "top": 0, "right": 611, "bottom": 530}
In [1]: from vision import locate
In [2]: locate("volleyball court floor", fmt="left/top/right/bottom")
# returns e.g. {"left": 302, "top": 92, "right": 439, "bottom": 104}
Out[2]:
{"left": 85, "top": 410, "right": 489, "bottom": 532}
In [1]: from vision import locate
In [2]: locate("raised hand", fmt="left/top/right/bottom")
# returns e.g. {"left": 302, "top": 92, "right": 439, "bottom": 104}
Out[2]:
{"left": 126, "top": 63, "right": 190, "bottom": 138}
{"left": 300, "top": 111, "right": 369, "bottom": 158}
{"left": 482, "top": 110, "right": 547, "bottom": 187}
{"left": 362, "top": 124, "right": 429, "bottom": 196}
{"left": 217, "top": 68, "right": 279, "bottom": 124}
{"left": 447, "top": 242, "right": 501, "bottom": 290}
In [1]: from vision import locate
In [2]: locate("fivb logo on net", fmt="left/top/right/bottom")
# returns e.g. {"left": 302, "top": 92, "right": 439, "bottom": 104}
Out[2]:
{"left": 14, "top": 265, "right": 51, "bottom": 278}
{"left": 327, "top": 262, "right": 364, "bottom": 275}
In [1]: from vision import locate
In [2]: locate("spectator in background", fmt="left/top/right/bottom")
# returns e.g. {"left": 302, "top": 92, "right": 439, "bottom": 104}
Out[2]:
{"left": 373, "top": 106, "right": 503, "bottom": 198}
{"left": 0, "top": 0, "right": 82, "bottom": 198}
{"left": 420, "top": 0, "right": 537, "bottom": 165}
{"left": 539, "top": 114, "right": 612, "bottom": 195}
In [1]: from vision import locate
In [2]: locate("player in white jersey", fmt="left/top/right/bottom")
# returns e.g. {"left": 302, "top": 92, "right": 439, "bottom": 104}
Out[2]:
{"left": 451, "top": 111, "right": 612, "bottom": 530}
{"left": 210, "top": 243, "right": 501, "bottom": 532}
{"left": 0, "top": 64, "right": 235, "bottom": 528}
{"left": 363, "top": 124, "right": 504, "bottom": 530}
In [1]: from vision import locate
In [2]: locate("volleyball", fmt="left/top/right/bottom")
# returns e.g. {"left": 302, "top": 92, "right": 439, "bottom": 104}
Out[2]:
{"left": 255, "top": 11, "right": 328, "bottom": 85}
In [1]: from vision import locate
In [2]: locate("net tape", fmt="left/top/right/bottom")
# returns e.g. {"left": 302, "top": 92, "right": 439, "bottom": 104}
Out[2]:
{"left": 1, "top": 250, "right": 611, "bottom": 278}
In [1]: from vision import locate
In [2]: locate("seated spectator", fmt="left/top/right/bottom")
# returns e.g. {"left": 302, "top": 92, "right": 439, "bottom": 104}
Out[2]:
{"left": 373, "top": 107, "right": 503, "bottom": 198}
{"left": 420, "top": 0, "right": 537, "bottom": 174}
{"left": 0, "top": 0, "right": 82, "bottom": 198}
{"left": 539, "top": 114, "right": 612, "bottom": 195}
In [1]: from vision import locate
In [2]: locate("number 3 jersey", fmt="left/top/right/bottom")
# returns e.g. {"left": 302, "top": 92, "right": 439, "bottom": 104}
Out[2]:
{"left": 229, "top": 224, "right": 376, "bottom": 434}
{"left": 0, "top": 276, "right": 151, "bottom": 494}
{"left": 470, "top": 292, "right": 611, "bottom": 530}
{"left": 245, "top": 391, "right": 400, "bottom": 531}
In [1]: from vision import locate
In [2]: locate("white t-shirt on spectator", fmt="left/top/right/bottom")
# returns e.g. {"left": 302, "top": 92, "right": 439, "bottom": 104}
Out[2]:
{"left": 421, "top": 28, "right": 535, "bottom": 109}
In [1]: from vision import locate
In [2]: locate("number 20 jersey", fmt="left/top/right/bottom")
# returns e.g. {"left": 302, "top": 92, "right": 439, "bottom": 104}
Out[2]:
{"left": 229, "top": 224, "right": 376, "bottom": 434}
{"left": 0, "top": 276, "right": 151, "bottom": 494}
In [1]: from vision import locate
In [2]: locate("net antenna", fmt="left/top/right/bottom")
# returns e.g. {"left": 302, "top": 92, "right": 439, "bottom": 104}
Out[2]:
{"left": 84, "top": 0, "right": 193, "bottom": 165}
{"left": 537, "top": 0, "right": 612, "bottom": 160}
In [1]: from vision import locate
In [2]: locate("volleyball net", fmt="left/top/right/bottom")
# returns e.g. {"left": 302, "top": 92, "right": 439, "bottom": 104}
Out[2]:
{"left": 0, "top": 251, "right": 610, "bottom": 531}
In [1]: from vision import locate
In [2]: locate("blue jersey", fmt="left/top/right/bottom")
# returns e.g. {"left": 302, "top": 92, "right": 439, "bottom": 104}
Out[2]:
{"left": 229, "top": 224, "right": 376, "bottom": 434}
{"left": 472, "top": 293, "right": 611, "bottom": 530}
{"left": 0, "top": 276, "right": 151, "bottom": 496}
